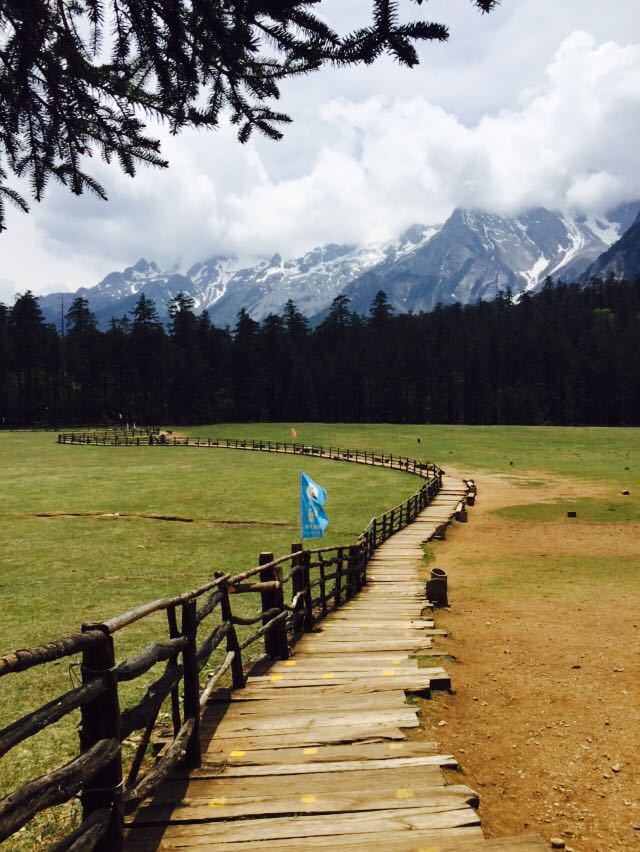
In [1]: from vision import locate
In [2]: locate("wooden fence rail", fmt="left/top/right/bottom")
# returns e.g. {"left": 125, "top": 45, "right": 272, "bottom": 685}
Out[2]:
{"left": 0, "top": 437, "right": 444, "bottom": 850}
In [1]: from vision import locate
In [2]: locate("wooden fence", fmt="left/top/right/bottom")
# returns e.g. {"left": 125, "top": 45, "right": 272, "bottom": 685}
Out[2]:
{"left": 0, "top": 438, "right": 443, "bottom": 850}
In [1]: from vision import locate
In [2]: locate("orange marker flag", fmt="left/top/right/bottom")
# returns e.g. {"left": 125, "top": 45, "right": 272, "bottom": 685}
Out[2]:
{"left": 291, "top": 427, "right": 297, "bottom": 439}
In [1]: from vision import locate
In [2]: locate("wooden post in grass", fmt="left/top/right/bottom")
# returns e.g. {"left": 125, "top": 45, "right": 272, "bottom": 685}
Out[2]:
{"left": 180, "top": 601, "right": 201, "bottom": 769}
{"left": 79, "top": 627, "right": 123, "bottom": 852}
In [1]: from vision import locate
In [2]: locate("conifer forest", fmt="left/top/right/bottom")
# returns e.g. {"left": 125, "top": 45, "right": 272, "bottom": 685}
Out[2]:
{"left": 2, "top": 276, "right": 639, "bottom": 428}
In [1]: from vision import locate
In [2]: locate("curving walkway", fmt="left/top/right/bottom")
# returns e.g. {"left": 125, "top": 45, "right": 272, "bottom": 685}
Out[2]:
{"left": 126, "top": 476, "right": 545, "bottom": 851}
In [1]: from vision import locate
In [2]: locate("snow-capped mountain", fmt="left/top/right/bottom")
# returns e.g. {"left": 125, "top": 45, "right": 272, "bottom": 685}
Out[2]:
{"left": 38, "top": 258, "right": 196, "bottom": 327}
{"left": 36, "top": 203, "right": 639, "bottom": 328}
{"left": 341, "top": 203, "right": 639, "bottom": 316}
{"left": 38, "top": 241, "right": 403, "bottom": 328}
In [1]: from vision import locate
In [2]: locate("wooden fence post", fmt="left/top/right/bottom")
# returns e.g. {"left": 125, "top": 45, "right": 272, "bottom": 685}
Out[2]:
{"left": 346, "top": 545, "right": 360, "bottom": 597}
{"left": 302, "top": 550, "right": 314, "bottom": 631}
{"left": 259, "top": 552, "right": 289, "bottom": 659}
{"left": 180, "top": 601, "right": 201, "bottom": 769}
{"left": 166, "top": 606, "right": 181, "bottom": 738}
{"left": 334, "top": 546, "right": 344, "bottom": 607}
{"left": 216, "top": 574, "right": 246, "bottom": 690}
{"left": 291, "top": 543, "right": 313, "bottom": 633}
{"left": 79, "top": 627, "right": 123, "bottom": 852}
{"left": 318, "top": 554, "right": 328, "bottom": 617}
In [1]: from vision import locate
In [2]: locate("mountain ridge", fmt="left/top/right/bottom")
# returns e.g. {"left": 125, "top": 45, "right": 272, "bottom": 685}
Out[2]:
{"left": 36, "top": 202, "right": 640, "bottom": 327}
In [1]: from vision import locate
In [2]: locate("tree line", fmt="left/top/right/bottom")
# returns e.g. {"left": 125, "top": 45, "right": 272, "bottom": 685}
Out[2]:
{"left": 1, "top": 274, "right": 639, "bottom": 427}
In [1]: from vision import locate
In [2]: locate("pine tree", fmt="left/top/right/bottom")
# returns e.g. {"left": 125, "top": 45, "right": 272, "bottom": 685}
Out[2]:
{"left": 65, "top": 297, "right": 100, "bottom": 422}
{"left": 8, "top": 292, "right": 57, "bottom": 423}
{"left": 129, "top": 293, "right": 166, "bottom": 421}
{"left": 131, "top": 293, "right": 161, "bottom": 329}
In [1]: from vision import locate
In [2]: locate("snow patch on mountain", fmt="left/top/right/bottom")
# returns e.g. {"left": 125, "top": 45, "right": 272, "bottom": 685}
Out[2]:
{"left": 521, "top": 255, "right": 549, "bottom": 292}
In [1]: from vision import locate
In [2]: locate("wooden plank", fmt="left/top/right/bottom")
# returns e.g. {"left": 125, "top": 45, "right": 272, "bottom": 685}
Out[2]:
{"left": 229, "top": 677, "right": 430, "bottom": 697}
{"left": 126, "top": 804, "right": 480, "bottom": 845}
{"left": 134, "top": 783, "right": 474, "bottom": 823}
{"left": 235, "top": 676, "right": 431, "bottom": 693}
{"left": 221, "top": 689, "right": 409, "bottom": 711}
{"left": 291, "top": 639, "right": 434, "bottom": 653}
{"left": 126, "top": 826, "right": 485, "bottom": 851}
{"left": 157, "top": 764, "right": 448, "bottom": 797}
{"left": 267, "top": 651, "right": 417, "bottom": 665}
{"left": 262, "top": 664, "right": 421, "bottom": 677}
{"left": 195, "top": 740, "right": 441, "bottom": 768}
{"left": 265, "top": 662, "right": 422, "bottom": 675}
{"left": 195, "top": 753, "right": 459, "bottom": 778}
{"left": 219, "top": 679, "right": 413, "bottom": 699}
{"left": 195, "top": 725, "right": 408, "bottom": 749}
{"left": 209, "top": 708, "right": 420, "bottom": 736}
{"left": 252, "top": 666, "right": 449, "bottom": 687}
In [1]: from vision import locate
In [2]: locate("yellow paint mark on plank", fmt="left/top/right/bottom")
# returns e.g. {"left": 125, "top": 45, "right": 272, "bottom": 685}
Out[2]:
{"left": 395, "top": 788, "right": 415, "bottom": 800}
{"left": 382, "top": 669, "right": 396, "bottom": 677}
{"left": 270, "top": 674, "right": 284, "bottom": 682}
{"left": 228, "top": 750, "right": 246, "bottom": 758}
{"left": 388, "top": 743, "right": 404, "bottom": 751}
{"left": 300, "top": 794, "right": 317, "bottom": 804}
{"left": 208, "top": 797, "right": 227, "bottom": 807}
{"left": 284, "top": 660, "right": 297, "bottom": 667}
{"left": 303, "top": 747, "right": 318, "bottom": 755}
{"left": 322, "top": 672, "right": 335, "bottom": 679}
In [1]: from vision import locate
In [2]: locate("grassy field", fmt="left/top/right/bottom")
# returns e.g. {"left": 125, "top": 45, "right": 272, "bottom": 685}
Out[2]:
{"left": 185, "top": 423, "right": 640, "bottom": 485}
{"left": 2, "top": 423, "right": 639, "bottom": 848}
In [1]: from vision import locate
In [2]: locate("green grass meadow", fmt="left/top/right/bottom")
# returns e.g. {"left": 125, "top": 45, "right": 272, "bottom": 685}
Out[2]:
{"left": 1, "top": 423, "right": 639, "bottom": 847}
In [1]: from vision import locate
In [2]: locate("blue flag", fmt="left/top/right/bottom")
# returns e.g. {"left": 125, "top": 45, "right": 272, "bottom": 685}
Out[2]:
{"left": 300, "top": 472, "right": 329, "bottom": 539}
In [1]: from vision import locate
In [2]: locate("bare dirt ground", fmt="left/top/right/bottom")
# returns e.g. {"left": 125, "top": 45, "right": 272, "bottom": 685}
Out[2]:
{"left": 416, "top": 470, "right": 640, "bottom": 851}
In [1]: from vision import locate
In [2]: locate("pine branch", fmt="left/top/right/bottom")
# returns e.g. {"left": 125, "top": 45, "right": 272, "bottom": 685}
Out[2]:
{"left": 0, "top": 0, "right": 499, "bottom": 229}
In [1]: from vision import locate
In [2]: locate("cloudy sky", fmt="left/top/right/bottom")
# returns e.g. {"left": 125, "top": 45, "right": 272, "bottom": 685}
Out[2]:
{"left": 1, "top": 0, "right": 639, "bottom": 301}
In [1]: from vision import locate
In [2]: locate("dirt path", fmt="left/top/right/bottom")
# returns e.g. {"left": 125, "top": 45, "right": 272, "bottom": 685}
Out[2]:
{"left": 418, "top": 468, "right": 640, "bottom": 851}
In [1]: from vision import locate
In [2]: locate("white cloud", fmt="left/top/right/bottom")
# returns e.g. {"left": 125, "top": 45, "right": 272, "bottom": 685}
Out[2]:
{"left": 224, "top": 31, "right": 640, "bottom": 250}
{"left": 1, "top": 8, "right": 640, "bottom": 300}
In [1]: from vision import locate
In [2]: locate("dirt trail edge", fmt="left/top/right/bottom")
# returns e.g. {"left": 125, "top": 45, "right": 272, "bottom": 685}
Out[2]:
{"left": 422, "top": 467, "right": 640, "bottom": 852}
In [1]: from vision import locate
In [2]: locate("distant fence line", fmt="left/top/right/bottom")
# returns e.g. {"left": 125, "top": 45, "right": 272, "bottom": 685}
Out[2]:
{"left": 0, "top": 436, "right": 459, "bottom": 851}
{"left": 2, "top": 425, "right": 160, "bottom": 434}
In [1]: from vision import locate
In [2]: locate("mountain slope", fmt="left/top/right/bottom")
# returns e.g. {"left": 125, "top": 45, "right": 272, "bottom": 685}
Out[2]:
{"left": 581, "top": 211, "right": 640, "bottom": 281}
{"left": 341, "top": 206, "right": 631, "bottom": 316}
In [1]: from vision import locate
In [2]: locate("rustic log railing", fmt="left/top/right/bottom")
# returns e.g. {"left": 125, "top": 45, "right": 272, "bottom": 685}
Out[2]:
{"left": 0, "top": 438, "right": 444, "bottom": 850}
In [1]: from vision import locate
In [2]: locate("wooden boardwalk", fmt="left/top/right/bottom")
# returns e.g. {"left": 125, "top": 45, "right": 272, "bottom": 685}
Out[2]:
{"left": 127, "top": 477, "right": 545, "bottom": 851}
